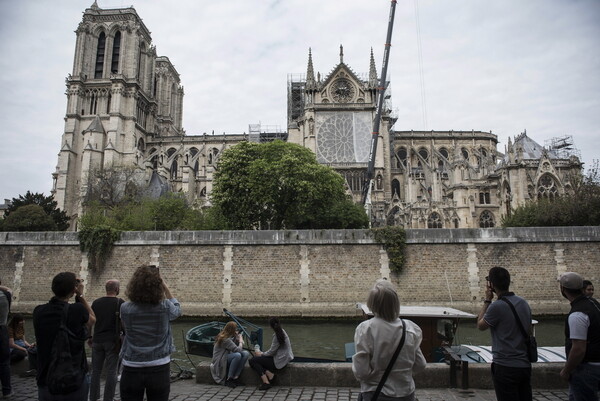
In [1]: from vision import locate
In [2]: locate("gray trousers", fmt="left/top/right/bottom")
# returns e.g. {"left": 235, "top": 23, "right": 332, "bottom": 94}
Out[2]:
{"left": 89, "top": 341, "right": 119, "bottom": 401}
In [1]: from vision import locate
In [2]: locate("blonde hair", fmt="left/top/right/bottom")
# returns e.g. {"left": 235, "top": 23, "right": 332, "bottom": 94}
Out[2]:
{"left": 366, "top": 279, "right": 400, "bottom": 322}
{"left": 215, "top": 321, "right": 238, "bottom": 346}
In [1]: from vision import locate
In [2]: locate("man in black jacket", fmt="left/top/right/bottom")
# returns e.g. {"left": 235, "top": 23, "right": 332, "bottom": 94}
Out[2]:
{"left": 33, "top": 272, "right": 96, "bottom": 401}
{"left": 559, "top": 272, "right": 600, "bottom": 401}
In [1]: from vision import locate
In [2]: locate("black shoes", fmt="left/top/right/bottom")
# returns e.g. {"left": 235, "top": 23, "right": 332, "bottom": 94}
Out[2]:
{"left": 259, "top": 382, "right": 272, "bottom": 390}
{"left": 224, "top": 378, "right": 237, "bottom": 388}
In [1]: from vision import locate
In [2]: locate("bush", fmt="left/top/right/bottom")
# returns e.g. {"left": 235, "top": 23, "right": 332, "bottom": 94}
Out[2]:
{"left": 3, "top": 204, "right": 57, "bottom": 231}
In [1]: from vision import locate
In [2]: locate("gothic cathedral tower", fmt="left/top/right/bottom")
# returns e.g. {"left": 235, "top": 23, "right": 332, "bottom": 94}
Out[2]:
{"left": 52, "top": 2, "right": 184, "bottom": 225}
{"left": 287, "top": 46, "right": 395, "bottom": 222}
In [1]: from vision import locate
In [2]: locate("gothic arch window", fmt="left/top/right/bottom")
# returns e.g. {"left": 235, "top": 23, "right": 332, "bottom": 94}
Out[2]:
{"left": 397, "top": 147, "right": 407, "bottom": 168}
{"left": 170, "top": 160, "right": 178, "bottom": 180}
{"left": 170, "top": 83, "right": 177, "bottom": 118}
{"left": 111, "top": 31, "right": 121, "bottom": 74}
{"left": 418, "top": 148, "right": 429, "bottom": 162}
{"left": 200, "top": 187, "right": 207, "bottom": 197}
{"left": 137, "top": 138, "right": 145, "bottom": 151}
{"left": 479, "top": 210, "right": 495, "bottom": 228}
{"left": 376, "top": 174, "right": 383, "bottom": 190}
{"left": 481, "top": 148, "right": 488, "bottom": 157}
{"left": 193, "top": 160, "right": 199, "bottom": 177}
{"left": 95, "top": 32, "right": 106, "bottom": 79}
{"left": 150, "top": 155, "right": 158, "bottom": 169}
{"left": 189, "top": 147, "right": 199, "bottom": 157}
{"left": 461, "top": 148, "right": 469, "bottom": 161}
{"left": 538, "top": 174, "right": 559, "bottom": 200}
{"left": 439, "top": 147, "right": 449, "bottom": 160}
{"left": 391, "top": 179, "right": 400, "bottom": 197}
{"left": 137, "top": 42, "right": 146, "bottom": 81}
{"left": 428, "top": 212, "right": 443, "bottom": 228}
{"left": 208, "top": 148, "right": 219, "bottom": 165}
{"left": 166, "top": 147, "right": 177, "bottom": 158}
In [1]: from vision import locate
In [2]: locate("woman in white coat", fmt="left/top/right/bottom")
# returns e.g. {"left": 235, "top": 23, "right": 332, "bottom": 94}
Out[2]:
{"left": 352, "top": 280, "right": 427, "bottom": 401}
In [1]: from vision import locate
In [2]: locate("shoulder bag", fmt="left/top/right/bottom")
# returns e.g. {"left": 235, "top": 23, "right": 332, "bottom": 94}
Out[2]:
{"left": 500, "top": 297, "right": 538, "bottom": 362}
{"left": 359, "top": 319, "right": 407, "bottom": 401}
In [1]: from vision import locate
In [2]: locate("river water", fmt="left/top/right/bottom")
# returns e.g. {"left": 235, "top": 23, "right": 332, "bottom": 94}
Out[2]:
{"left": 23, "top": 315, "right": 566, "bottom": 363}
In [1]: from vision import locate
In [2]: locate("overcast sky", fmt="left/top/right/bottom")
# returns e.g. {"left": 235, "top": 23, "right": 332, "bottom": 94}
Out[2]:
{"left": 1, "top": 0, "right": 599, "bottom": 202}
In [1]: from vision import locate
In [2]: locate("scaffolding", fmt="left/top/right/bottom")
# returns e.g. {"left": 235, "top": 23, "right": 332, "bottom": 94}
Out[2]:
{"left": 287, "top": 74, "right": 306, "bottom": 126}
{"left": 248, "top": 123, "right": 287, "bottom": 143}
{"left": 545, "top": 135, "right": 581, "bottom": 159}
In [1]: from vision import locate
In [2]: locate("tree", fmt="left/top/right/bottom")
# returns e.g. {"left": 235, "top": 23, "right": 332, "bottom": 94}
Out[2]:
{"left": 3, "top": 204, "right": 58, "bottom": 231}
{"left": 503, "top": 160, "right": 600, "bottom": 227}
{"left": 5, "top": 191, "right": 69, "bottom": 230}
{"left": 84, "top": 166, "right": 146, "bottom": 209}
{"left": 211, "top": 141, "right": 368, "bottom": 229}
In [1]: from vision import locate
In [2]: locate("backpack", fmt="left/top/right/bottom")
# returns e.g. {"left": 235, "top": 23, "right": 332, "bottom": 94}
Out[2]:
{"left": 46, "top": 303, "right": 85, "bottom": 395}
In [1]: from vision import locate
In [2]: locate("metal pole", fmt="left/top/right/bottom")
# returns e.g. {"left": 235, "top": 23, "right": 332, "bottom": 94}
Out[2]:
{"left": 361, "top": 0, "right": 397, "bottom": 207}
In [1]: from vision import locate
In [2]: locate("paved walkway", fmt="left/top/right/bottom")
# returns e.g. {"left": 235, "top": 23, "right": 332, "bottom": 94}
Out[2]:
{"left": 8, "top": 373, "right": 571, "bottom": 401}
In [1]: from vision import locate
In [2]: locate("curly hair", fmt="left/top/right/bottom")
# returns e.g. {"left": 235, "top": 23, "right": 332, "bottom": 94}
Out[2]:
{"left": 126, "top": 265, "right": 164, "bottom": 304}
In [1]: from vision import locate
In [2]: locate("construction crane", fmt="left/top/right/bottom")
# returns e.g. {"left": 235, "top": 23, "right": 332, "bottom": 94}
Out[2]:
{"left": 361, "top": 0, "right": 398, "bottom": 215}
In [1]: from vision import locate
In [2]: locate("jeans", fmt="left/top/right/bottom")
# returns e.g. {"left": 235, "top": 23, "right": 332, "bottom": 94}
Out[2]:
{"left": 226, "top": 350, "right": 250, "bottom": 379}
{"left": 491, "top": 362, "right": 532, "bottom": 401}
{"left": 89, "top": 341, "right": 120, "bottom": 401}
{"left": 0, "top": 325, "right": 11, "bottom": 396}
{"left": 569, "top": 362, "right": 600, "bottom": 401}
{"left": 120, "top": 363, "right": 170, "bottom": 401}
{"left": 38, "top": 373, "right": 90, "bottom": 401}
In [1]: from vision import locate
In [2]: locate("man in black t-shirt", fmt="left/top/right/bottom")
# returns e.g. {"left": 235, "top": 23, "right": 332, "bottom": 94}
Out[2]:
{"left": 89, "top": 280, "right": 124, "bottom": 401}
{"left": 33, "top": 272, "right": 96, "bottom": 401}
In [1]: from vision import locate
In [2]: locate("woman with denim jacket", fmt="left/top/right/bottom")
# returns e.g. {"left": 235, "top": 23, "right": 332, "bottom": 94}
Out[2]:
{"left": 119, "top": 265, "right": 181, "bottom": 401}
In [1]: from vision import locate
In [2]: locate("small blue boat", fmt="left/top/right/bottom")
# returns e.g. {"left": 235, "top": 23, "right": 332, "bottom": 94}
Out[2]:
{"left": 185, "top": 309, "right": 263, "bottom": 357}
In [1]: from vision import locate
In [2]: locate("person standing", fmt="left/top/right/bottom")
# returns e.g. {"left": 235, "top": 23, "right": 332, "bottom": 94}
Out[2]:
{"left": 477, "top": 266, "right": 533, "bottom": 401}
{"left": 583, "top": 280, "right": 595, "bottom": 298}
{"left": 558, "top": 272, "right": 600, "bottom": 401}
{"left": 0, "top": 281, "right": 12, "bottom": 398}
{"left": 89, "top": 280, "right": 124, "bottom": 401}
{"left": 352, "top": 280, "right": 426, "bottom": 401}
{"left": 33, "top": 272, "right": 96, "bottom": 401}
{"left": 119, "top": 265, "right": 181, "bottom": 401}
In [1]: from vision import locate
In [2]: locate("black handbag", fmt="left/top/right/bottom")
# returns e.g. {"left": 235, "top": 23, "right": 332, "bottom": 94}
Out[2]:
{"left": 359, "top": 319, "right": 407, "bottom": 401}
{"left": 500, "top": 297, "right": 538, "bottom": 362}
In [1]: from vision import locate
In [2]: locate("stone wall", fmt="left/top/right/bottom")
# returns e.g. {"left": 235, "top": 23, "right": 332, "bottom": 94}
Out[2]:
{"left": 1, "top": 227, "right": 598, "bottom": 316}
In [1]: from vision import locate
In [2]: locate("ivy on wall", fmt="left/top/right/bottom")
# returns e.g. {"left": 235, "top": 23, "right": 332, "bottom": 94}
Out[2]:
{"left": 370, "top": 226, "right": 406, "bottom": 273}
{"left": 78, "top": 225, "right": 121, "bottom": 271}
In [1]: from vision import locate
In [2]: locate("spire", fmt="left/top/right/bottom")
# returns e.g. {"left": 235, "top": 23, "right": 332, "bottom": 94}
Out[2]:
{"left": 306, "top": 48, "right": 316, "bottom": 89}
{"left": 369, "top": 47, "right": 378, "bottom": 86}
{"left": 91, "top": 1, "right": 100, "bottom": 10}
{"left": 339, "top": 44, "right": 344, "bottom": 64}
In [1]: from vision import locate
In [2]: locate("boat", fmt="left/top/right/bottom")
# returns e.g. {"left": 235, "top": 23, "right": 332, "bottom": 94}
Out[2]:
{"left": 346, "top": 303, "right": 477, "bottom": 362}
{"left": 347, "top": 303, "right": 566, "bottom": 363}
{"left": 185, "top": 309, "right": 263, "bottom": 358}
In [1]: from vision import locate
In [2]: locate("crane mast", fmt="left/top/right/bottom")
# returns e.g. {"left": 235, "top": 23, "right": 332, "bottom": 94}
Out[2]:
{"left": 361, "top": 0, "right": 397, "bottom": 213}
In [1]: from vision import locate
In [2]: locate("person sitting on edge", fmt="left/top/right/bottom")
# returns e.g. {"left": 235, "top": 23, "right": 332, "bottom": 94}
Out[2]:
{"left": 210, "top": 321, "right": 250, "bottom": 388}
{"left": 249, "top": 317, "right": 294, "bottom": 391}
{"left": 7, "top": 313, "right": 37, "bottom": 371}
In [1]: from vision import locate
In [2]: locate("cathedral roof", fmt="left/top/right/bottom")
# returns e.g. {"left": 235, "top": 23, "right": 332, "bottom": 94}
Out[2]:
{"left": 147, "top": 171, "right": 170, "bottom": 199}
{"left": 507, "top": 132, "right": 559, "bottom": 161}
{"left": 83, "top": 116, "right": 105, "bottom": 134}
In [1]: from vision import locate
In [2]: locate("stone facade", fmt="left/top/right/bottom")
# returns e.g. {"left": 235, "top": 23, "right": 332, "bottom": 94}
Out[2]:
{"left": 1, "top": 227, "right": 598, "bottom": 317}
{"left": 53, "top": 3, "right": 582, "bottom": 229}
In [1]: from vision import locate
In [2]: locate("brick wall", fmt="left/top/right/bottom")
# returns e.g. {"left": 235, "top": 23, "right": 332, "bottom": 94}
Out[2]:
{"left": 0, "top": 227, "right": 598, "bottom": 316}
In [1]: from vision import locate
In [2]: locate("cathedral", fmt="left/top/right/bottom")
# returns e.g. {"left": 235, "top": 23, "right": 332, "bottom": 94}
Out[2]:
{"left": 53, "top": 2, "right": 582, "bottom": 229}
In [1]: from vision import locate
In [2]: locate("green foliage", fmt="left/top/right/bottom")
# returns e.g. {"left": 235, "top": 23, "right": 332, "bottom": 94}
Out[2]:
{"left": 3, "top": 204, "right": 57, "bottom": 231}
{"left": 78, "top": 225, "right": 121, "bottom": 270}
{"left": 370, "top": 226, "right": 407, "bottom": 273}
{"left": 5, "top": 191, "right": 69, "bottom": 230}
{"left": 503, "top": 160, "right": 600, "bottom": 227}
{"left": 211, "top": 140, "right": 368, "bottom": 229}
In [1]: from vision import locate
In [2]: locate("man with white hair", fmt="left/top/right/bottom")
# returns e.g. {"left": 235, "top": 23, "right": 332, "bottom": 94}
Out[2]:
{"left": 89, "top": 280, "right": 124, "bottom": 401}
{"left": 558, "top": 272, "right": 600, "bottom": 401}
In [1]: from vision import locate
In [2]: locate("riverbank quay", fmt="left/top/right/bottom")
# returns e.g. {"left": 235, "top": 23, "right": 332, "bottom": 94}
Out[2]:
{"left": 195, "top": 361, "right": 568, "bottom": 390}
{"left": 2, "top": 227, "right": 599, "bottom": 317}
{"left": 8, "top": 372, "right": 571, "bottom": 400}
